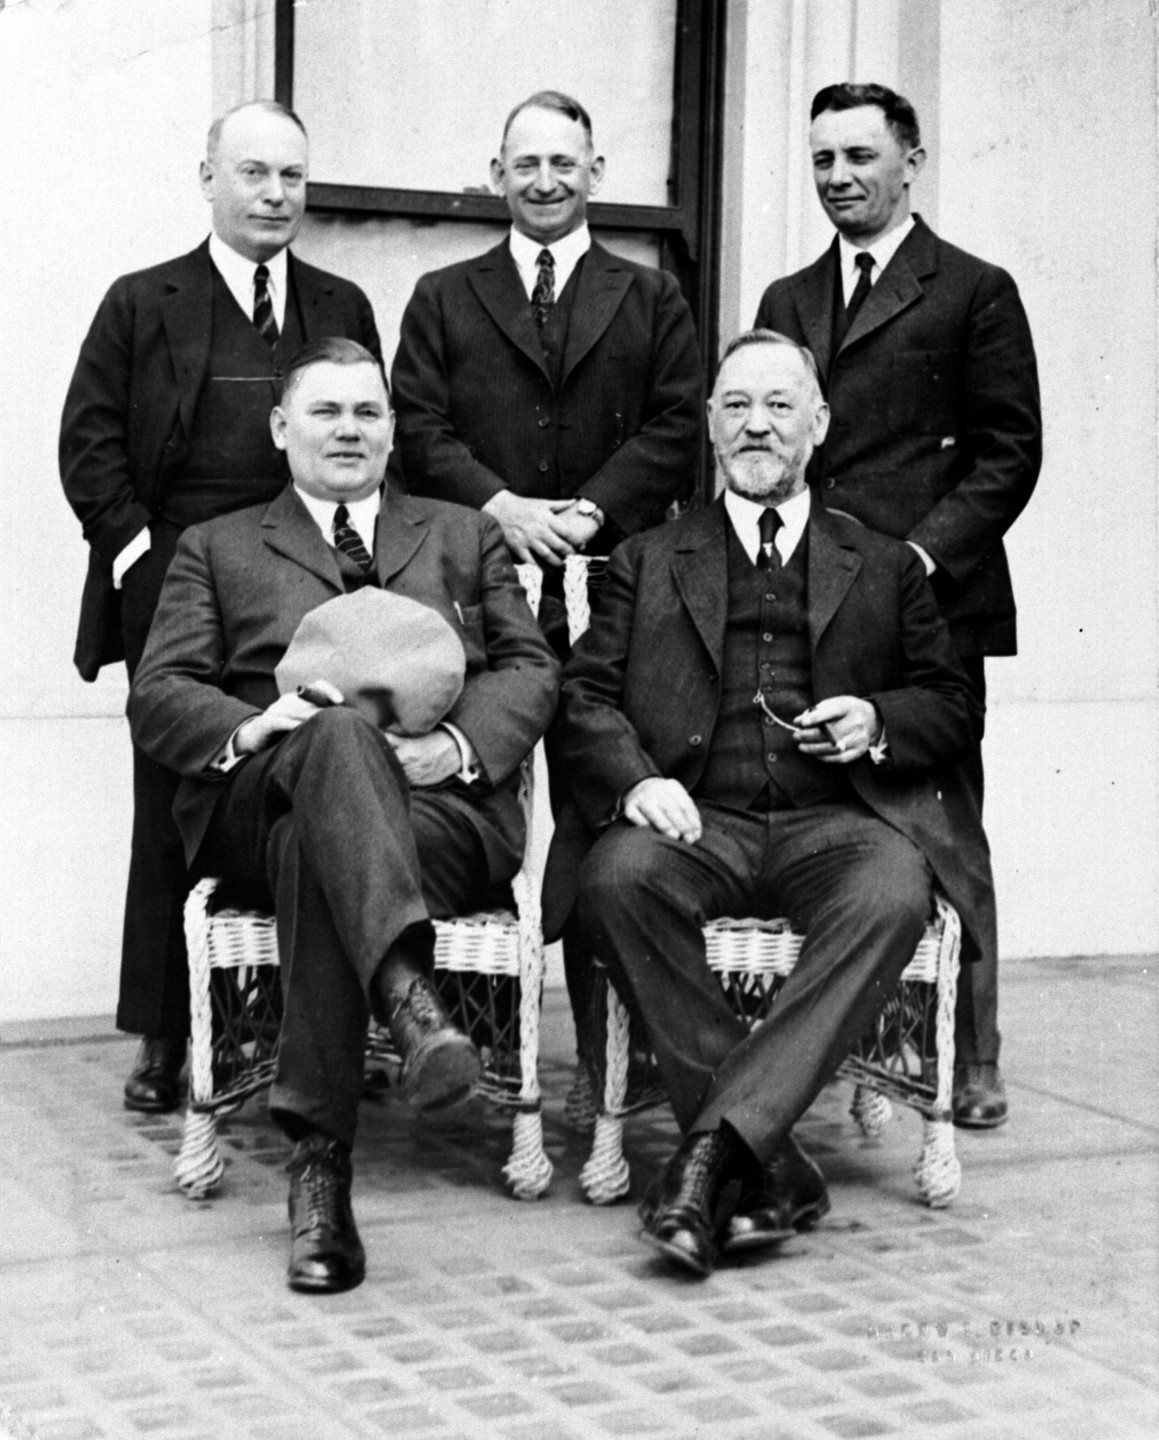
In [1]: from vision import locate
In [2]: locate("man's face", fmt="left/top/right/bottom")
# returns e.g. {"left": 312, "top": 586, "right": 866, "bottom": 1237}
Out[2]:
{"left": 809, "top": 105, "right": 924, "bottom": 244}
{"left": 271, "top": 361, "right": 393, "bottom": 504}
{"left": 200, "top": 107, "right": 308, "bottom": 262}
{"left": 491, "top": 106, "right": 604, "bottom": 245}
{"left": 708, "top": 343, "right": 830, "bottom": 504}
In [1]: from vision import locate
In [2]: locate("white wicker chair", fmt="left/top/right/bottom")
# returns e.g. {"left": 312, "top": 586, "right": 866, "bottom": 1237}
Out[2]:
{"left": 559, "top": 553, "right": 963, "bottom": 1211}
{"left": 175, "top": 564, "right": 553, "bottom": 1203}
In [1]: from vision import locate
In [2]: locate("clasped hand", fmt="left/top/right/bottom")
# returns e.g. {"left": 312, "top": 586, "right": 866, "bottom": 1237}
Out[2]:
{"left": 483, "top": 492, "right": 600, "bottom": 565}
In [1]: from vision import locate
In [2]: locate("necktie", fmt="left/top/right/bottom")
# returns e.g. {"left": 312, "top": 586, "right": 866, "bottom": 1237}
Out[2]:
{"left": 531, "top": 248, "right": 555, "bottom": 328}
{"left": 757, "top": 508, "right": 782, "bottom": 571}
{"left": 844, "top": 251, "right": 875, "bottom": 326}
{"left": 253, "top": 264, "right": 279, "bottom": 346}
{"left": 333, "top": 504, "right": 372, "bottom": 571}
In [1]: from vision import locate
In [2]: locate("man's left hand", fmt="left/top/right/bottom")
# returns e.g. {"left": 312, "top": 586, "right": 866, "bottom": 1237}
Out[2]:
{"left": 549, "top": 505, "right": 601, "bottom": 552}
{"left": 385, "top": 730, "right": 461, "bottom": 787}
{"left": 794, "top": 697, "right": 882, "bottom": 764}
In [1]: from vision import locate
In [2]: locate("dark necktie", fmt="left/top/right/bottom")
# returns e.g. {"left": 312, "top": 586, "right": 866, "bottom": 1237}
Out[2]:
{"left": 253, "top": 263, "right": 279, "bottom": 346}
{"left": 757, "top": 507, "right": 782, "bottom": 571}
{"left": 531, "top": 248, "right": 555, "bottom": 328}
{"left": 333, "top": 504, "right": 372, "bottom": 571}
{"left": 844, "top": 251, "right": 875, "bottom": 326}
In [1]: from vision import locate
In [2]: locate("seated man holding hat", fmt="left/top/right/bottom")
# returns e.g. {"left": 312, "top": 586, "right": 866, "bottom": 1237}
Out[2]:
{"left": 130, "top": 337, "right": 560, "bottom": 1293}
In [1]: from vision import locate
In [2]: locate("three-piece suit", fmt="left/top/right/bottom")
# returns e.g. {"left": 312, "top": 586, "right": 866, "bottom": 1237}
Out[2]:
{"left": 543, "top": 498, "right": 995, "bottom": 1159}
{"left": 59, "top": 238, "right": 381, "bottom": 1039}
{"left": 129, "top": 484, "right": 559, "bottom": 1145}
{"left": 754, "top": 215, "right": 1041, "bottom": 1064}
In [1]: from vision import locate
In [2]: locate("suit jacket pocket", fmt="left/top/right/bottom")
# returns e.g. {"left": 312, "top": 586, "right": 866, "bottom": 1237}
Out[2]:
{"left": 888, "top": 351, "right": 960, "bottom": 435}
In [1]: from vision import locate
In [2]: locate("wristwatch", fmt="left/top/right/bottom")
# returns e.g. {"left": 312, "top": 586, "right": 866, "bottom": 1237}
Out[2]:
{"left": 573, "top": 498, "right": 604, "bottom": 526}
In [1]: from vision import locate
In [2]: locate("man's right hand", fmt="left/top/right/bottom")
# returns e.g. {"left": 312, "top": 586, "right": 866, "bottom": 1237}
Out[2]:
{"left": 483, "top": 491, "right": 578, "bottom": 565}
{"left": 234, "top": 679, "right": 345, "bottom": 756}
{"left": 623, "top": 777, "right": 702, "bottom": 844}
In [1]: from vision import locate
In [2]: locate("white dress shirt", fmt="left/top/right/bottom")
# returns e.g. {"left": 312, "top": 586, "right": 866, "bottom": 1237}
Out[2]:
{"left": 508, "top": 222, "right": 592, "bottom": 300}
{"left": 724, "top": 485, "right": 812, "bottom": 565}
{"left": 837, "top": 214, "right": 914, "bottom": 305}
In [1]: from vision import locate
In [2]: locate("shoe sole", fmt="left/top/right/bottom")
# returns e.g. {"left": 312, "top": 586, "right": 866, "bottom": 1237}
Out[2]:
{"left": 288, "top": 1265, "right": 366, "bottom": 1294}
{"left": 953, "top": 1110, "right": 1009, "bottom": 1130}
{"left": 641, "top": 1228, "right": 715, "bottom": 1277}
{"left": 402, "top": 1034, "right": 482, "bottom": 1112}
{"left": 123, "top": 1092, "right": 181, "bottom": 1114}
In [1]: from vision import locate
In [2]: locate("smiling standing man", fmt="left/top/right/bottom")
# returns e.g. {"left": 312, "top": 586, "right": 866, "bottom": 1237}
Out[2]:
{"left": 390, "top": 89, "right": 702, "bottom": 607}
{"left": 130, "top": 339, "right": 558, "bottom": 1291}
{"left": 60, "top": 101, "right": 382, "bottom": 1115}
{"left": 754, "top": 83, "right": 1041, "bottom": 1128}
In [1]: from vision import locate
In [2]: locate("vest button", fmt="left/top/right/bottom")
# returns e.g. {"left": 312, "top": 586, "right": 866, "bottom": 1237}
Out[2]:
{"left": 824, "top": 477, "right": 837, "bottom": 490}
{"left": 537, "top": 416, "right": 551, "bottom": 428}
{"left": 762, "top": 632, "right": 773, "bottom": 642}
{"left": 767, "top": 752, "right": 778, "bottom": 764}
{"left": 689, "top": 734, "right": 703, "bottom": 747}
{"left": 537, "top": 460, "right": 550, "bottom": 473}
{"left": 765, "top": 592, "right": 776, "bottom": 602}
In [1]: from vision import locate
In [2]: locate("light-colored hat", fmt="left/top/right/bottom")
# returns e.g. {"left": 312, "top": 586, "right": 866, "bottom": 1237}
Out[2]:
{"left": 275, "top": 588, "right": 465, "bottom": 734}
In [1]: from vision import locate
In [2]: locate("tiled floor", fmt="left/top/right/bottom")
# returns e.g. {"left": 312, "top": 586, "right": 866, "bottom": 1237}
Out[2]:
{"left": 1, "top": 955, "right": 1156, "bottom": 1440}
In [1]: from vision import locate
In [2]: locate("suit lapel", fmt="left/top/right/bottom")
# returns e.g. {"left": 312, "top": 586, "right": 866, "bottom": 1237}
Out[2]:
{"left": 466, "top": 241, "right": 551, "bottom": 381}
{"left": 288, "top": 252, "right": 341, "bottom": 339}
{"left": 561, "top": 243, "right": 633, "bottom": 386}
{"left": 159, "top": 241, "right": 215, "bottom": 440}
{"left": 373, "top": 488, "right": 429, "bottom": 586}
{"left": 260, "top": 485, "right": 345, "bottom": 591}
{"left": 671, "top": 502, "right": 729, "bottom": 668}
{"left": 806, "top": 504, "right": 861, "bottom": 651}
{"left": 791, "top": 241, "right": 839, "bottom": 381}
{"left": 837, "top": 217, "right": 938, "bottom": 356}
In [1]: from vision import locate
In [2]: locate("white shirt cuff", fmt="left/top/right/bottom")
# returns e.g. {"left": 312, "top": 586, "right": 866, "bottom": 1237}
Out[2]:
{"left": 210, "top": 726, "right": 248, "bottom": 774}
{"left": 112, "top": 529, "right": 151, "bottom": 589}
{"left": 440, "top": 722, "right": 481, "bottom": 784}
{"left": 907, "top": 541, "right": 937, "bottom": 576}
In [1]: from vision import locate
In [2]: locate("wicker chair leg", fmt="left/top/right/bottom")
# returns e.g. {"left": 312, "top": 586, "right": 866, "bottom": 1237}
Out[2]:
{"left": 914, "top": 1116, "right": 961, "bottom": 1208}
{"left": 563, "top": 1063, "right": 599, "bottom": 1133}
{"left": 850, "top": 1084, "right": 893, "bottom": 1136}
{"left": 175, "top": 1108, "right": 225, "bottom": 1198}
{"left": 580, "top": 1113, "right": 632, "bottom": 1204}
{"left": 502, "top": 1107, "right": 553, "bottom": 1200}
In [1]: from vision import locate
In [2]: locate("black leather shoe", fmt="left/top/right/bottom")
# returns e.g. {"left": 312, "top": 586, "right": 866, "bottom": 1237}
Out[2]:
{"left": 388, "top": 975, "right": 481, "bottom": 1111}
{"left": 286, "top": 1135, "right": 366, "bottom": 1293}
{"left": 724, "top": 1133, "right": 829, "bottom": 1253}
{"left": 639, "top": 1131, "right": 734, "bottom": 1277}
{"left": 953, "top": 1062, "right": 1009, "bottom": 1128}
{"left": 123, "top": 1037, "right": 186, "bottom": 1113}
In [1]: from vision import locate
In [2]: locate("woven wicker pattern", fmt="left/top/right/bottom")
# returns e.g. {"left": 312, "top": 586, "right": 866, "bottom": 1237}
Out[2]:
{"left": 175, "top": 563, "right": 552, "bottom": 1202}
{"left": 560, "top": 554, "right": 962, "bottom": 1211}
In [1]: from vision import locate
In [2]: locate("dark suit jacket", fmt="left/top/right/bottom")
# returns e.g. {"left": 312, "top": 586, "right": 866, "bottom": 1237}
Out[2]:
{"left": 60, "top": 239, "right": 382, "bottom": 680}
{"left": 542, "top": 499, "right": 996, "bottom": 961}
{"left": 754, "top": 216, "right": 1041, "bottom": 657}
{"left": 390, "top": 238, "right": 703, "bottom": 548}
{"left": 128, "top": 485, "right": 559, "bottom": 877}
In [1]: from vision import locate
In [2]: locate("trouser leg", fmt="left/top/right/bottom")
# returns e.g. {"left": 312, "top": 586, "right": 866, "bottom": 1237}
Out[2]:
{"left": 693, "top": 806, "right": 932, "bottom": 1164}
{"left": 200, "top": 707, "right": 492, "bottom": 1146}
{"left": 576, "top": 815, "right": 755, "bottom": 1131}
{"left": 117, "top": 520, "right": 189, "bottom": 1039}
{"left": 954, "top": 656, "right": 1000, "bottom": 1065}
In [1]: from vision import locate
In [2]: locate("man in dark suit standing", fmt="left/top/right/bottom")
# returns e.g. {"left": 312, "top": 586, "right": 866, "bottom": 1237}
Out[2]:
{"left": 390, "top": 88, "right": 702, "bottom": 597}
{"left": 754, "top": 83, "right": 1041, "bottom": 1128}
{"left": 543, "top": 330, "right": 994, "bottom": 1277}
{"left": 130, "top": 339, "right": 559, "bottom": 1292}
{"left": 60, "top": 101, "right": 382, "bottom": 1113}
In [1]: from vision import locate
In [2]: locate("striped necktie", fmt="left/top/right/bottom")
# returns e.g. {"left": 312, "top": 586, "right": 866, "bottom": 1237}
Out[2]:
{"left": 253, "top": 264, "right": 280, "bottom": 346}
{"left": 333, "top": 504, "right": 372, "bottom": 571}
{"left": 531, "top": 248, "right": 555, "bottom": 328}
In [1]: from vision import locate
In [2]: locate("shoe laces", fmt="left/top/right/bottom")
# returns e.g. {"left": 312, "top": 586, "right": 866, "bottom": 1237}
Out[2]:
{"left": 391, "top": 976, "right": 446, "bottom": 1030}
{"left": 288, "top": 1141, "right": 350, "bottom": 1232}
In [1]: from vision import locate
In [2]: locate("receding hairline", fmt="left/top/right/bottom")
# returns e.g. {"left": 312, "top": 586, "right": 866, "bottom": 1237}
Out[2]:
{"left": 500, "top": 90, "right": 594, "bottom": 155}
{"left": 280, "top": 338, "right": 389, "bottom": 407}
{"left": 206, "top": 100, "right": 308, "bottom": 163}
{"left": 714, "top": 329, "right": 823, "bottom": 401}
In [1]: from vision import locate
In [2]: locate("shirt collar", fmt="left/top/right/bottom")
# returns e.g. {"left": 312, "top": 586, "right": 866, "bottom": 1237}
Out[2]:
{"left": 837, "top": 213, "right": 915, "bottom": 294}
{"left": 508, "top": 222, "right": 591, "bottom": 296}
{"left": 208, "top": 232, "right": 289, "bottom": 315}
{"left": 293, "top": 483, "right": 382, "bottom": 551}
{"left": 724, "top": 485, "right": 812, "bottom": 564}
